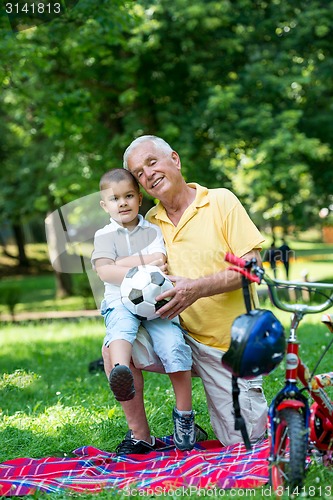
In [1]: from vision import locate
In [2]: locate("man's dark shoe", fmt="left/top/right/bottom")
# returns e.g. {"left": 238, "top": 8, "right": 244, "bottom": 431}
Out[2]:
{"left": 194, "top": 423, "right": 208, "bottom": 442}
{"left": 116, "top": 430, "right": 156, "bottom": 455}
{"left": 88, "top": 357, "right": 104, "bottom": 373}
{"left": 109, "top": 364, "right": 135, "bottom": 401}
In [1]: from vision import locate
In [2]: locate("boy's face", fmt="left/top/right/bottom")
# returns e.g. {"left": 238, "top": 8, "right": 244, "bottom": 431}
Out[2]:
{"left": 100, "top": 179, "right": 142, "bottom": 229}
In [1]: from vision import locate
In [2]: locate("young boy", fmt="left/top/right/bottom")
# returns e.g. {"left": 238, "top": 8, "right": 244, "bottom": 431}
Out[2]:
{"left": 91, "top": 168, "right": 195, "bottom": 452}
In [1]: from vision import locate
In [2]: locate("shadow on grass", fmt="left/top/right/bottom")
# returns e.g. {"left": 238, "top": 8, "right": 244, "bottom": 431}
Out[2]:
{"left": 0, "top": 427, "right": 63, "bottom": 460}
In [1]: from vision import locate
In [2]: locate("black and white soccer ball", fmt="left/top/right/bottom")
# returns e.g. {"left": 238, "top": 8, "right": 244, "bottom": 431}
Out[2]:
{"left": 120, "top": 265, "right": 173, "bottom": 320}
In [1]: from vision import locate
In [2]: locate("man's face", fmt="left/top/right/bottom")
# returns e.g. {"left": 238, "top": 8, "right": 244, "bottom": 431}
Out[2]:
{"left": 127, "top": 141, "right": 181, "bottom": 199}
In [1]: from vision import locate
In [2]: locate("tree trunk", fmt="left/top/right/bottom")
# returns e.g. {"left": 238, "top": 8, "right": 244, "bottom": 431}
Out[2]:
{"left": 12, "top": 222, "right": 30, "bottom": 267}
{"left": 55, "top": 270, "right": 73, "bottom": 298}
{"left": 45, "top": 210, "right": 73, "bottom": 298}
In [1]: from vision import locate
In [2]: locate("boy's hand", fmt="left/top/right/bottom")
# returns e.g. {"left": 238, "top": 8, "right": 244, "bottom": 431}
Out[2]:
{"left": 149, "top": 258, "right": 168, "bottom": 274}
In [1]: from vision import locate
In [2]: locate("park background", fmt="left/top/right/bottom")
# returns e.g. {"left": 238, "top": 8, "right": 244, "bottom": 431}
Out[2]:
{"left": 1, "top": 1, "right": 333, "bottom": 498}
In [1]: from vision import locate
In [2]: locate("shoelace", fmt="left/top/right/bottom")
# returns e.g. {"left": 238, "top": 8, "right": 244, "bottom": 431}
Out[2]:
{"left": 176, "top": 414, "right": 194, "bottom": 434}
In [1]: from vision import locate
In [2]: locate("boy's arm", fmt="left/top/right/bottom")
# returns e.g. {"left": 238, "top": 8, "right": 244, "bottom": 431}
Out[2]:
{"left": 115, "top": 252, "right": 166, "bottom": 270}
{"left": 94, "top": 257, "right": 131, "bottom": 285}
{"left": 94, "top": 253, "right": 167, "bottom": 285}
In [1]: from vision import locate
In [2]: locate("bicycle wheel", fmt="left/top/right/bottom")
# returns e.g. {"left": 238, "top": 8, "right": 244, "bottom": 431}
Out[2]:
{"left": 270, "top": 408, "right": 308, "bottom": 491}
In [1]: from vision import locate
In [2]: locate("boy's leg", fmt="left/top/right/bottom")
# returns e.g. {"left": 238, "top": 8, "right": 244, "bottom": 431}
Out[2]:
{"left": 102, "top": 345, "right": 153, "bottom": 444}
{"left": 142, "top": 318, "right": 192, "bottom": 374}
{"left": 169, "top": 370, "right": 196, "bottom": 452}
{"left": 108, "top": 339, "right": 132, "bottom": 367}
{"left": 143, "top": 319, "right": 196, "bottom": 451}
{"left": 142, "top": 319, "right": 193, "bottom": 411}
{"left": 103, "top": 330, "right": 207, "bottom": 452}
{"left": 102, "top": 305, "right": 140, "bottom": 354}
{"left": 168, "top": 370, "right": 192, "bottom": 411}
{"left": 102, "top": 306, "right": 140, "bottom": 402}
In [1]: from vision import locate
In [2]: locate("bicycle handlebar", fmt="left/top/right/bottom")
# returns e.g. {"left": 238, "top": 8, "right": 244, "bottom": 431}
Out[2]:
{"left": 225, "top": 252, "right": 333, "bottom": 315}
{"left": 225, "top": 253, "right": 247, "bottom": 268}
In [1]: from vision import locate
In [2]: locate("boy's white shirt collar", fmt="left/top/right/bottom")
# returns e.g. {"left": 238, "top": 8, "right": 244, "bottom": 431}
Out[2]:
{"left": 109, "top": 213, "right": 149, "bottom": 231}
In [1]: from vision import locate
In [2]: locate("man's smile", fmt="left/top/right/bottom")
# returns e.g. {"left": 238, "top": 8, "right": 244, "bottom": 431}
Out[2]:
{"left": 151, "top": 177, "right": 164, "bottom": 189}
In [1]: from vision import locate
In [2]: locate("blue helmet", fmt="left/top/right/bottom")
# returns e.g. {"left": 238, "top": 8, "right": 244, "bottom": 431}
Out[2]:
{"left": 222, "top": 309, "right": 285, "bottom": 379}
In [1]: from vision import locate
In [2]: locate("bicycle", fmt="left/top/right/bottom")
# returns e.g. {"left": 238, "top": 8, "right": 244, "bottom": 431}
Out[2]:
{"left": 225, "top": 252, "right": 333, "bottom": 491}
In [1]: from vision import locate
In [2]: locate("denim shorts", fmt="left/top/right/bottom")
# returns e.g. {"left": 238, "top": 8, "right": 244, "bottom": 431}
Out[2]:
{"left": 101, "top": 302, "right": 192, "bottom": 373}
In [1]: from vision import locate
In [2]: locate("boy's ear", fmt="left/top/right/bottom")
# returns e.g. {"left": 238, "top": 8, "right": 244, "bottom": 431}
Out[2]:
{"left": 139, "top": 192, "right": 143, "bottom": 206}
{"left": 100, "top": 200, "right": 109, "bottom": 213}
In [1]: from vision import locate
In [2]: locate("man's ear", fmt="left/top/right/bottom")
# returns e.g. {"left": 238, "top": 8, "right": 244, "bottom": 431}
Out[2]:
{"left": 171, "top": 151, "right": 181, "bottom": 170}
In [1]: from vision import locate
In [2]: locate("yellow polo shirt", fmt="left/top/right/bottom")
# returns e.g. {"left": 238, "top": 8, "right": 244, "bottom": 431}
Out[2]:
{"left": 146, "top": 183, "right": 264, "bottom": 351}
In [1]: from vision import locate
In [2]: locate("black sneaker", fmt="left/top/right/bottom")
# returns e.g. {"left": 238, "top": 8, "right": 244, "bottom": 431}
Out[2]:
{"left": 194, "top": 423, "right": 208, "bottom": 442}
{"left": 109, "top": 364, "right": 135, "bottom": 401}
{"left": 173, "top": 407, "right": 196, "bottom": 451}
{"left": 116, "top": 430, "right": 156, "bottom": 455}
{"left": 88, "top": 357, "right": 104, "bottom": 373}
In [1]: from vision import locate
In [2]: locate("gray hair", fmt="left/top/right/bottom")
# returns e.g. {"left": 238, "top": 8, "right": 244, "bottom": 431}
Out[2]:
{"left": 123, "top": 135, "right": 173, "bottom": 169}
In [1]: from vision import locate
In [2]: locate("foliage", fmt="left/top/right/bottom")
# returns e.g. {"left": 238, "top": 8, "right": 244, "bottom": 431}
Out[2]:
{"left": 0, "top": 0, "right": 333, "bottom": 238}
{"left": 0, "top": 284, "right": 22, "bottom": 319}
{"left": 321, "top": 211, "right": 333, "bottom": 227}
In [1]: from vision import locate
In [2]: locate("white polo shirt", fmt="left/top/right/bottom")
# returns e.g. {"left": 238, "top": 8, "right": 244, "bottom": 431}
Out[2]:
{"left": 91, "top": 215, "right": 166, "bottom": 306}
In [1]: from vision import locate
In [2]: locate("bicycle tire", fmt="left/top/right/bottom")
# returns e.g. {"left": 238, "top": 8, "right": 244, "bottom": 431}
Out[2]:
{"left": 270, "top": 408, "right": 308, "bottom": 491}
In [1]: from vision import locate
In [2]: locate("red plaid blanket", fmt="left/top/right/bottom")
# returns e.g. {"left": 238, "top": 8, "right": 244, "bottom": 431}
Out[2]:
{"left": 0, "top": 437, "right": 269, "bottom": 496}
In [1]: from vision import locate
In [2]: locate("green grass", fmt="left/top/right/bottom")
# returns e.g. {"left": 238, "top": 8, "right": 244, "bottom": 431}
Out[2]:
{"left": 0, "top": 274, "right": 96, "bottom": 316}
{"left": 1, "top": 317, "right": 333, "bottom": 499}
{"left": 0, "top": 243, "right": 97, "bottom": 315}
{"left": 1, "top": 239, "right": 333, "bottom": 497}
{"left": 0, "top": 319, "right": 211, "bottom": 462}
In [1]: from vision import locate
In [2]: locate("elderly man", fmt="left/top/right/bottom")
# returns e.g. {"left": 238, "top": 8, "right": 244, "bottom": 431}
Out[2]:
{"left": 102, "top": 135, "right": 267, "bottom": 454}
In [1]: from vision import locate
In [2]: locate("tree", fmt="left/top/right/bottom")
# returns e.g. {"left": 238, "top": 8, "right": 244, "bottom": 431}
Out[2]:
{"left": 1, "top": 0, "right": 333, "bottom": 285}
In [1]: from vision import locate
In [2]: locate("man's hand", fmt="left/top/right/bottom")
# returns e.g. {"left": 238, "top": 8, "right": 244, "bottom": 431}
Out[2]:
{"left": 155, "top": 276, "right": 200, "bottom": 319}
{"left": 155, "top": 250, "right": 262, "bottom": 320}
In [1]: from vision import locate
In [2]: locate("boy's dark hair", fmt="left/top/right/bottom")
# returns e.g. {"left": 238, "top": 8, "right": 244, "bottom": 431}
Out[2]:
{"left": 99, "top": 168, "right": 140, "bottom": 193}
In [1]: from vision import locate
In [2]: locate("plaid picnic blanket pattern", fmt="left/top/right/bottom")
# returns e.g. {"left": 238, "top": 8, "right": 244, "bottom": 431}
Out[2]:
{"left": 0, "top": 437, "right": 270, "bottom": 496}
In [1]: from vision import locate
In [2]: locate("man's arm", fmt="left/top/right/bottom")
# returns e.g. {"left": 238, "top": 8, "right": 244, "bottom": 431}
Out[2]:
{"left": 156, "top": 250, "right": 262, "bottom": 320}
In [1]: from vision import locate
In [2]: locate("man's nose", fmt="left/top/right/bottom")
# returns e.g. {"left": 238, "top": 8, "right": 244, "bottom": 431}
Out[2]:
{"left": 142, "top": 165, "right": 153, "bottom": 179}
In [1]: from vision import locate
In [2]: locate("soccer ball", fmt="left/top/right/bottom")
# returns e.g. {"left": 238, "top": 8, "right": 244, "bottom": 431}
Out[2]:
{"left": 120, "top": 265, "right": 173, "bottom": 320}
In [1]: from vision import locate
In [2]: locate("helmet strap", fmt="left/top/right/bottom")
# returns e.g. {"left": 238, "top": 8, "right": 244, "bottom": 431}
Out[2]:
{"left": 229, "top": 277, "right": 253, "bottom": 450}
{"left": 232, "top": 375, "right": 252, "bottom": 451}
{"left": 242, "top": 275, "right": 253, "bottom": 313}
